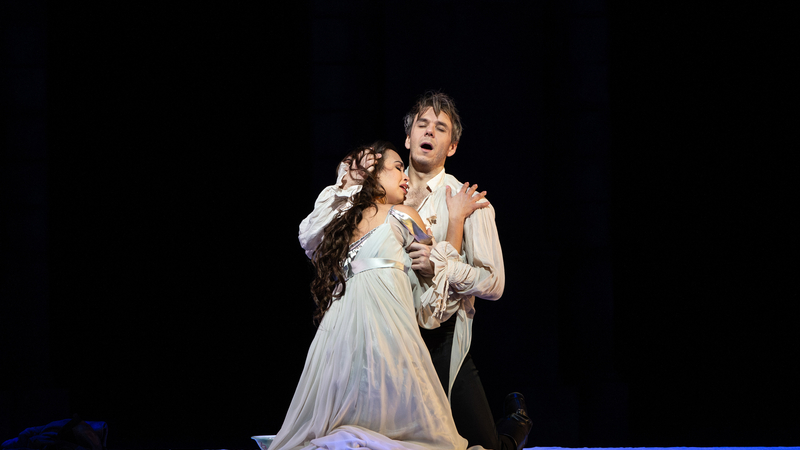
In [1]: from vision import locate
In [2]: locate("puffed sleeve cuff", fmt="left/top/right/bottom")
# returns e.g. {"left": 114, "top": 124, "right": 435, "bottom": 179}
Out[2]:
{"left": 298, "top": 163, "right": 362, "bottom": 258}
{"left": 419, "top": 241, "right": 462, "bottom": 321}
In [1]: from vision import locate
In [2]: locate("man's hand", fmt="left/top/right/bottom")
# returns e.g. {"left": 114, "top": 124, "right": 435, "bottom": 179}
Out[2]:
{"left": 340, "top": 149, "right": 382, "bottom": 189}
{"left": 446, "top": 182, "right": 489, "bottom": 222}
{"left": 408, "top": 241, "right": 434, "bottom": 278}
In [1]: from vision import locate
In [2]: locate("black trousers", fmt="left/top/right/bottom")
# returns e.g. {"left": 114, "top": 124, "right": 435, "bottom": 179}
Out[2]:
{"left": 420, "top": 316, "right": 516, "bottom": 450}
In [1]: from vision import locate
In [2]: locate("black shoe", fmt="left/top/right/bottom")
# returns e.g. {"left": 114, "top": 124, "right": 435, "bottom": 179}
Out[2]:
{"left": 503, "top": 392, "right": 530, "bottom": 418}
{"left": 497, "top": 392, "right": 532, "bottom": 450}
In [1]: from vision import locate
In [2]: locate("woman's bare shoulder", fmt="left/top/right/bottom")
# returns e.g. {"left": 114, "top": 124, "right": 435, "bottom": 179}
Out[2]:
{"left": 392, "top": 204, "right": 425, "bottom": 226}
{"left": 392, "top": 204, "right": 417, "bottom": 215}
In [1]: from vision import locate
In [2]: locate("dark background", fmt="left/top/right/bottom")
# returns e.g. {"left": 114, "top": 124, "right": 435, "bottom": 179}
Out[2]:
{"left": 1, "top": 1, "right": 796, "bottom": 449}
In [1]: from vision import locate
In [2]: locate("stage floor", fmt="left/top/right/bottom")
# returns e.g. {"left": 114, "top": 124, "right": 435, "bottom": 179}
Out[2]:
{"left": 197, "top": 447, "right": 800, "bottom": 450}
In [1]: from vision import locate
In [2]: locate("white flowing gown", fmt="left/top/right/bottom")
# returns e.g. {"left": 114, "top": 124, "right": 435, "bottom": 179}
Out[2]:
{"left": 270, "top": 209, "right": 469, "bottom": 450}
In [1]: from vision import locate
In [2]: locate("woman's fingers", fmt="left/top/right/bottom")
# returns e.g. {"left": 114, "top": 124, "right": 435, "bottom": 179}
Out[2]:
{"left": 458, "top": 182, "right": 484, "bottom": 198}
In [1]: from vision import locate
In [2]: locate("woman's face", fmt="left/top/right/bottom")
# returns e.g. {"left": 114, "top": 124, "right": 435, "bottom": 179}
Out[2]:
{"left": 376, "top": 149, "right": 409, "bottom": 205}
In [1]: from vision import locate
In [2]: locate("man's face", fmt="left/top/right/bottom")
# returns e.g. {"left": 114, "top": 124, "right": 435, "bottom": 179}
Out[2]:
{"left": 405, "top": 107, "right": 458, "bottom": 172}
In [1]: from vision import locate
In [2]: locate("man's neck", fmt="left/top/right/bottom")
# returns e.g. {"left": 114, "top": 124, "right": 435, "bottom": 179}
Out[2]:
{"left": 404, "top": 162, "right": 445, "bottom": 209}
{"left": 407, "top": 162, "right": 445, "bottom": 191}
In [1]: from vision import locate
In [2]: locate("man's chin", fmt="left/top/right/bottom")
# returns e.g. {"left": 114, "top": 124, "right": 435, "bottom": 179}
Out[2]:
{"left": 411, "top": 155, "right": 442, "bottom": 169}
{"left": 411, "top": 151, "right": 434, "bottom": 162}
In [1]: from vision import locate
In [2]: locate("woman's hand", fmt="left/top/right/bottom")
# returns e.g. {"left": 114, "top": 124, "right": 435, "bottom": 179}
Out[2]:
{"left": 446, "top": 182, "right": 489, "bottom": 223}
{"left": 341, "top": 149, "right": 382, "bottom": 189}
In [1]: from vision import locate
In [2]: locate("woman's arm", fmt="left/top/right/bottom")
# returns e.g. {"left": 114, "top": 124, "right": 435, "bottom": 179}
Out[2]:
{"left": 402, "top": 184, "right": 487, "bottom": 278}
{"left": 444, "top": 182, "right": 488, "bottom": 253}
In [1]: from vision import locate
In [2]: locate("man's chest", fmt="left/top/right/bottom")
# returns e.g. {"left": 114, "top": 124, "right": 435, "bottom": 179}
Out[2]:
{"left": 404, "top": 187, "right": 430, "bottom": 210}
{"left": 406, "top": 191, "right": 447, "bottom": 238}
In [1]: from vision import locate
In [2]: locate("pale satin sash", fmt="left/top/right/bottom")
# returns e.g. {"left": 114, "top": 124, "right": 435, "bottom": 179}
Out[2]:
{"left": 344, "top": 258, "right": 408, "bottom": 280}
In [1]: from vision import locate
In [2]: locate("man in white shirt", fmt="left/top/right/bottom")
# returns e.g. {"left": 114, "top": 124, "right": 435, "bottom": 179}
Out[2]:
{"left": 401, "top": 91, "right": 531, "bottom": 450}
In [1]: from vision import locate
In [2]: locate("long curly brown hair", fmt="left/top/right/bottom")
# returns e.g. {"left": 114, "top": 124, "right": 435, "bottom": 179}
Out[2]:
{"left": 310, "top": 141, "right": 397, "bottom": 325}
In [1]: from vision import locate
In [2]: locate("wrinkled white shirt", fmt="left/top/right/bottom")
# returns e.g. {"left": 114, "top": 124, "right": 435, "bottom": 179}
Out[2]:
{"left": 297, "top": 165, "right": 505, "bottom": 398}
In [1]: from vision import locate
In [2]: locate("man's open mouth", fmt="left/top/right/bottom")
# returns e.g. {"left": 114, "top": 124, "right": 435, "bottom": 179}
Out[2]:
{"left": 421, "top": 143, "right": 433, "bottom": 151}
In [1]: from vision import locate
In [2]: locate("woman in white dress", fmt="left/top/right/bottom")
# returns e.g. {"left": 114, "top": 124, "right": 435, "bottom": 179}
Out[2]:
{"left": 271, "top": 142, "right": 488, "bottom": 450}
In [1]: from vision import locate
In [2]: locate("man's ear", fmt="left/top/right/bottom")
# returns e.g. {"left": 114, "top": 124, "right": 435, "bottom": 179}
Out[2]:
{"left": 405, "top": 135, "right": 411, "bottom": 149}
{"left": 447, "top": 141, "right": 458, "bottom": 157}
